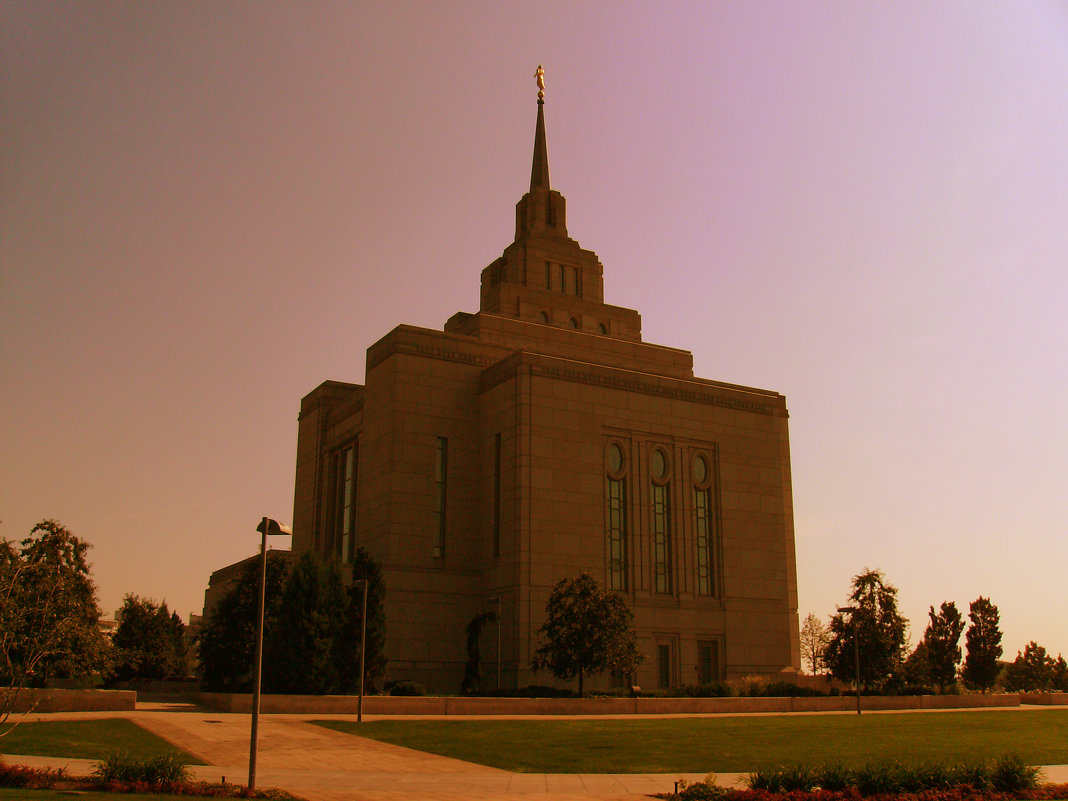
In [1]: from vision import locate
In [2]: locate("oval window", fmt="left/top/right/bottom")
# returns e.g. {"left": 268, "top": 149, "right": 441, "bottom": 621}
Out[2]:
{"left": 651, "top": 448, "right": 668, "bottom": 481}
{"left": 608, "top": 443, "right": 624, "bottom": 474}
{"left": 693, "top": 454, "right": 708, "bottom": 484}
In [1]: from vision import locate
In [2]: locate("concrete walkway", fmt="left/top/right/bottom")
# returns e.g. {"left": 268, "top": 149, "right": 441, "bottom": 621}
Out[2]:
{"left": 4, "top": 704, "right": 1066, "bottom": 801}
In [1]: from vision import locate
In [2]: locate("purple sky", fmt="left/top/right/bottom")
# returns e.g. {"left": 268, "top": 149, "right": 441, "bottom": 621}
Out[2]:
{"left": 3, "top": 2, "right": 1066, "bottom": 662}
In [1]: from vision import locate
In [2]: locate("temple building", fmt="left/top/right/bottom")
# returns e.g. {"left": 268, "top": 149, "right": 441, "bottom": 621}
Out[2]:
{"left": 290, "top": 71, "right": 800, "bottom": 692}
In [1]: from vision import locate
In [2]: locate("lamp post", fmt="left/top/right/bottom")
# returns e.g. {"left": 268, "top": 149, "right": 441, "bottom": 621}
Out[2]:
{"left": 249, "top": 517, "right": 291, "bottom": 792}
{"left": 838, "top": 606, "right": 861, "bottom": 715}
{"left": 488, "top": 596, "right": 501, "bottom": 690}
{"left": 353, "top": 578, "right": 368, "bottom": 722}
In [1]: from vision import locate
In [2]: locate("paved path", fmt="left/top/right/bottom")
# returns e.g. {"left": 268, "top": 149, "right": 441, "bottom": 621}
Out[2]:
{"left": 4, "top": 704, "right": 1066, "bottom": 801}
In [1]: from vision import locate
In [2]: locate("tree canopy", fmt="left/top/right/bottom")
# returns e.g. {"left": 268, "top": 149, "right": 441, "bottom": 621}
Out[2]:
{"left": 198, "top": 548, "right": 387, "bottom": 695}
{"left": 961, "top": 596, "right": 1002, "bottom": 692}
{"left": 109, "top": 595, "right": 187, "bottom": 683}
{"left": 826, "top": 568, "right": 908, "bottom": 692}
{"left": 0, "top": 521, "right": 106, "bottom": 688}
{"left": 530, "top": 572, "right": 642, "bottom": 697}
{"left": 1003, "top": 641, "right": 1067, "bottom": 692}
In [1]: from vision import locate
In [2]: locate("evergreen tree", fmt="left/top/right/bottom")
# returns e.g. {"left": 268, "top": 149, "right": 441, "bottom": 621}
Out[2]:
{"left": 901, "top": 640, "right": 932, "bottom": 690}
{"left": 531, "top": 572, "right": 643, "bottom": 697}
{"left": 826, "top": 568, "right": 908, "bottom": 692}
{"left": 266, "top": 553, "right": 346, "bottom": 694}
{"left": 197, "top": 553, "right": 289, "bottom": 692}
{"left": 923, "top": 601, "right": 964, "bottom": 693}
{"left": 961, "top": 596, "right": 1002, "bottom": 692}
{"left": 333, "top": 548, "right": 387, "bottom": 693}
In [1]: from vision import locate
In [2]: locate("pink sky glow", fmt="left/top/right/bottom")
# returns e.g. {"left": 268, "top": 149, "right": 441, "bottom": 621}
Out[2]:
{"left": 2, "top": 1, "right": 1066, "bottom": 662}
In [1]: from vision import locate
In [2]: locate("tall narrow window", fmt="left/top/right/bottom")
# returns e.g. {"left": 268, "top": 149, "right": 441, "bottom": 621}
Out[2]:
{"left": 697, "top": 640, "right": 721, "bottom": 685}
{"left": 606, "top": 442, "right": 628, "bottom": 591}
{"left": 657, "top": 643, "right": 673, "bottom": 689}
{"left": 573, "top": 266, "right": 582, "bottom": 298}
{"left": 559, "top": 263, "right": 566, "bottom": 294}
{"left": 545, "top": 261, "right": 552, "bottom": 291}
{"left": 493, "top": 433, "right": 502, "bottom": 558}
{"left": 433, "top": 437, "right": 447, "bottom": 558}
{"left": 651, "top": 448, "right": 672, "bottom": 594}
{"left": 693, "top": 453, "right": 715, "bottom": 596}
{"left": 337, "top": 445, "right": 357, "bottom": 564}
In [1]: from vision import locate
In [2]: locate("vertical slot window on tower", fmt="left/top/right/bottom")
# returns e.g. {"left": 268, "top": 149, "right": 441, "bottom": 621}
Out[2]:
{"left": 606, "top": 442, "right": 628, "bottom": 591}
{"left": 336, "top": 444, "right": 357, "bottom": 564}
{"left": 493, "top": 433, "right": 502, "bottom": 558}
{"left": 693, "top": 453, "right": 715, "bottom": 596}
{"left": 433, "top": 437, "right": 448, "bottom": 558}
{"left": 651, "top": 447, "right": 672, "bottom": 594}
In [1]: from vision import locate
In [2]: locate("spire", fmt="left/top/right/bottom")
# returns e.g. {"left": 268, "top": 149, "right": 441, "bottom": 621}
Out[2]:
{"left": 529, "top": 65, "right": 550, "bottom": 192}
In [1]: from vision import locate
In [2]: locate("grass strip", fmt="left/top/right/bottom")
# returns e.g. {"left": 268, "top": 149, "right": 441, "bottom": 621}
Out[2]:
{"left": 0, "top": 719, "right": 204, "bottom": 764}
{"left": 314, "top": 709, "right": 1068, "bottom": 773}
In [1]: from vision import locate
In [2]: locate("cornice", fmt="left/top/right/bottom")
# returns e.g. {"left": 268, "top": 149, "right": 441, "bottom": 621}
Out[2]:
{"left": 480, "top": 353, "right": 787, "bottom": 417}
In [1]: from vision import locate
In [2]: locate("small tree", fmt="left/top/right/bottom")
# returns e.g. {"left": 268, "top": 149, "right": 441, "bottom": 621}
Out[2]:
{"left": 531, "top": 572, "right": 643, "bottom": 697}
{"left": 461, "top": 611, "right": 496, "bottom": 694}
{"left": 110, "top": 595, "right": 187, "bottom": 682}
{"left": 826, "top": 568, "right": 908, "bottom": 692}
{"left": 962, "top": 596, "right": 1002, "bottom": 692}
{"left": 799, "top": 613, "right": 831, "bottom": 676}
{"left": 924, "top": 601, "right": 964, "bottom": 693}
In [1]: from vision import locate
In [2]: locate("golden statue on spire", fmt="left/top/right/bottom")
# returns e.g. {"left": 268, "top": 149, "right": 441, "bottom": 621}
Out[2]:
{"left": 535, "top": 65, "right": 545, "bottom": 101}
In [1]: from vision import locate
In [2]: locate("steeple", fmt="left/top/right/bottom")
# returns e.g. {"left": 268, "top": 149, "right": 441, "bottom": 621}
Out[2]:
{"left": 529, "top": 65, "right": 550, "bottom": 191}
{"left": 516, "top": 66, "right": 566, "bottom": 240}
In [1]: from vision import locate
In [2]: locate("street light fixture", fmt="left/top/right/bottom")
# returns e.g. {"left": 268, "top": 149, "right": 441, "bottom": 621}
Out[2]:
{"left": 837, "top": 606, "right": 861, "bottom": 715}
{"left": 353, "top": 578, "right": 368, "bottom": 722}
{"left": 488, "top": 597, "right": 501, "bottom": 690}
{"left": 249, "top": 517, "right": 292, "bottom": 791}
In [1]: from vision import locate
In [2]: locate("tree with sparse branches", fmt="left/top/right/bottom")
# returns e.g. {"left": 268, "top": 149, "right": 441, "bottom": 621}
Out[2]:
{"left": 924, "top": 601, "right": 964, "bottom": 693}
{"left": 531, "top": 572, "right": 643, "bottom": 697}
{"left": 962, "top": 596, "right": 1002, "bottom": 692}
{"left": 826, "top": 568, "right": 908, "bottom": 693}
{"left": 799, "top": 613, "right": 831, "bottom": 676}
{"left": 0, "top": 521, "right": 107, "bottom": 734}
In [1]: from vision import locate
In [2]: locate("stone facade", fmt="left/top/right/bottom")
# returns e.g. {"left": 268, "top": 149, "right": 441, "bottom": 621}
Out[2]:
{"left": 291, "top": 89, "right": 800, "bottom": 693}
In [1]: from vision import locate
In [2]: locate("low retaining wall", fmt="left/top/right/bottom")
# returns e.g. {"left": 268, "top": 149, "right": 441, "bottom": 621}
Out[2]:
{"left": 195, "top": 692, "right": 1021, "bottom": 715}
{"left": 3, "top": 688, "right": 136, "bottom": 713}
{"left": 1022, "top": 692, "right": 1068, "bottom": 706}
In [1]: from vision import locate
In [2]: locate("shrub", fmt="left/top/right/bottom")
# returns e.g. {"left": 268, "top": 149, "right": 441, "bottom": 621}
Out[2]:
{"left": 0, "top": 760, "right": 67, "bottom": 788}
{"left": 386, "top": 679, "right": 426, "bottom": 696}
{"left": 991, "top": 752, "right": 1041, "bottom": 792}
{"left": 92, "top": 751, "right": 191, "bottom": 785}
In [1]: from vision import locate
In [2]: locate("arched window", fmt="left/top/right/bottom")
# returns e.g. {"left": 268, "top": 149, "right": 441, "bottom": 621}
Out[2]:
{"left": 693, "top": 453, "right": 716, "bottom": 596}
{"left": 569, "top": 316, "right": 579, "bottom": 329}
{"left": 538, "top": 311, "right": 550, "bottom": 324}
{"left": 605, "top": 441, "right": 629, "bottom": 591}
{"left": 598, "top": 322, "right": 608, "bottom": 335}
{"left": 651, "top": 446, "right": 672, "bottom": 594}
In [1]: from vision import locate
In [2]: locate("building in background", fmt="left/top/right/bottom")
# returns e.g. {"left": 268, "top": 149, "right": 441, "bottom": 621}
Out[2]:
{"left": 291, "top": 77, "right": 800, "bottom": 692}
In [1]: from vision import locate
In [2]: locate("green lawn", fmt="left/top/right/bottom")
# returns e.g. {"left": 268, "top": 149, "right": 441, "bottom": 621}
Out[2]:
{"left": 314, "top": 709, "right": 1068, "bottom": 774}
{"left": 0, "top": 719, "right": 203, "bottom": 763}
